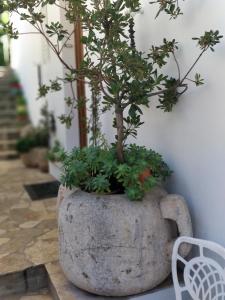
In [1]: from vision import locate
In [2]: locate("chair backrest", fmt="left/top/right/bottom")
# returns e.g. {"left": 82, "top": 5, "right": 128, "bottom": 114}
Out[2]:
{"left": 172, "top": 236, "right": 225, "bottom": 300}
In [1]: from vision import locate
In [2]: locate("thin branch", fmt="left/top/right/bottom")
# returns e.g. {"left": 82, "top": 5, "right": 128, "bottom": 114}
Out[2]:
{"left": 172, "top": 51, "right": 181, "bottom": 81}
{"left": 59, "top": 28, "right": 75, "bottom": 54}
{"left": 18, "top": 32, "right": 41, "bottom": 35}
{"left": 35, "top": 21, "right": 73, "bottom": 71}
{"left": 99, "top": 80, "right": 114, "bottom": 100}
{"left": 177, "top": 84, "right": 188, "bottom": 96}
{"left": 68, "top": 81, "right": 77, "bottom": 119}
{"left": 14, "top": 9, "right": 74, "bottom": 72}
{"left": 180, "top": 48, "right": 207, "bottom": 85}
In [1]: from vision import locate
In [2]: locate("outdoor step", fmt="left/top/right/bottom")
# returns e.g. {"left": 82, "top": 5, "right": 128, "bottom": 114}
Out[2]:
{"left": 0, "top": 110, "right": 17, "bottom": 118}
{"left": 0, "top": 96, "right": 16, "bottom": 104}
{"left": 0, "top": 150, "right": 18, "bottom": 160}
{"left": 0, "top": 265, "right": 50, "bottom": 298}
{"left": 46, "top": 261, "right": 176, "bottom": 300}
{"left": 0, "top": 103, "right": 16, "bottom": 111}
{"left": 0, "top": 119, "right": 18, "bottom": 127}
{"left": 0, "top": 139, "right": 17, "bottom": 151}
{"left": 0, "top": 87, "right": 11, "bottom": 94}
{"left": 0, "top": 109, "right": 16, "bottom": 118}
{"left": 0, "top": 127, "right": 20, "bottom": 140}
{"left": 2, "top": 289, "right": 53, "bottom": 300}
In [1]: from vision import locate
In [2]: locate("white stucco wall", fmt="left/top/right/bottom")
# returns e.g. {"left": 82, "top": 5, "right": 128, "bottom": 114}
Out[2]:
{"left": 10, "top": 14, "right": 43, "bottom": 126}
{"left": 10, "top": 5, "right": 80, "bottom": 150}
{"left": 102, "top": 0, "right": 225, "bottom": 244}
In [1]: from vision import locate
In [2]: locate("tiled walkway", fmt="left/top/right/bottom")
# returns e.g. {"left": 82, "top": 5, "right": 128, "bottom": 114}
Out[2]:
{"left": 0, "top": 159, "right": 58, "bottom": 276}
{"left": 2, "top": 289, "right": 53, "bottom": 300}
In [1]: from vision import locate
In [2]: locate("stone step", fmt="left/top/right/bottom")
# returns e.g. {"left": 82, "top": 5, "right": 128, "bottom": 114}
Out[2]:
{"left": 0, "top": 110, "right": 17, "bottom": 119}
{"left": 0, "top": 265, "right": 50, "bottom": 298}
{"left": 0, "top": 112, "right": 17, "bottom": 120}
{"left": 0, "top": 87, "right": 11, "bottom": 94}
{"left": 0, "top": 118, "right": 18, "bottom": 127}
{"left": 0, "top": 127, "right": 20, "bottom": 140}
{"left": 2, "top": 289, "right": 53, "bottom": 300}
{"left": 0, "top": 139, "right": 18, "bottom": 151}
{"left": 0, "top": 150, "right": 18, "bottom": 160}
{"left": 0, "top": 96, "right": 16, "bottom": 104}
{"left": 0, "top": 102, "right": 16, "bottom": 111}
{"left": 46, "top": 261, "right": 176, "bottom": 300}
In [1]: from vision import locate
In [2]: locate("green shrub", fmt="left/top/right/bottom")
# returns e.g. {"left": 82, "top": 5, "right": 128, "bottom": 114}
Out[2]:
{"left": 47, "top": 141, "right": 66, "bottom": 162}
{"left": 61, "top": 145, "right": 171, "bottom": 201}
{"left": 16, "top": 128, "right": 49, "bottom": 153}
{"left": 16, "top": 136, "right": 35, "bottom": 153}
{"left": 34, "top": 128, "right": 49, "bottom": 148}
{"left": 16, "top": 105, "right": 28, "bottom": 116}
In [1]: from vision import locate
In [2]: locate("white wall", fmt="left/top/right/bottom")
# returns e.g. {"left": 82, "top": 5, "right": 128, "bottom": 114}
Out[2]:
{"left": 10, "top": 14, "right": 43, "bottom": 126}
{"left": 101, "top": 0, "right": 225, "bottom": 245}
{"left": 10, "top": 4, "right": 80, "bottom": 150}
{"left": 44, "top": 4, "right": 80, "bottom": 151}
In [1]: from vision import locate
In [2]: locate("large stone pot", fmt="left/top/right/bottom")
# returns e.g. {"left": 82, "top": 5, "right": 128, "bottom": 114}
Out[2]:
{"left": 29, "top": 147, "right": 49, "bottom": 172}
{"left": 35, "top": 147, "right": 49, "bottom": 173}
{"left": 58, "top": 187, "right": 192, "bottom": 296}
{"left": 20, "top": 152, "right": 34, "bottom": 168}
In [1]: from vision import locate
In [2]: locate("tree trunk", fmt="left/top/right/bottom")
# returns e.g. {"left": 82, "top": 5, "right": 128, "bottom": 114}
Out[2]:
{"left": 115, "top": 108, "right": 124, "bottom": 163}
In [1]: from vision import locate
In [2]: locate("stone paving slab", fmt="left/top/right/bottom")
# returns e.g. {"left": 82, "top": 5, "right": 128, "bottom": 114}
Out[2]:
{"left": 0, "top": 160, "right": 58, "bottom": 276}
{"left": 1, "top": 289, "right": 53, "bottom": 300}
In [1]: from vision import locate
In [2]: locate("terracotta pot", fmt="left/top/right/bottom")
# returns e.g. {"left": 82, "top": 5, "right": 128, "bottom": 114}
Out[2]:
{"left": 58, "top": 186, "right": 192, "bottom": 296}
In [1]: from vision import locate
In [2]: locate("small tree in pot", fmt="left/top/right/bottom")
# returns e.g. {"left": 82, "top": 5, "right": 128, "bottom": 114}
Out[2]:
{"left": 3, "top": 0, "right": 222, "bottom": 296}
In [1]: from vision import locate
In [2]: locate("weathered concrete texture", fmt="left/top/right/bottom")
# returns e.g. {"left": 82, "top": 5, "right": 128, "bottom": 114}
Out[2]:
{"left": 59, "top": 187, "right": 192, "bottom": 296}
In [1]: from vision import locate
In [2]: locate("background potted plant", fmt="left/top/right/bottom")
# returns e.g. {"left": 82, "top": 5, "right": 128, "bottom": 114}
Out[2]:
{"left": 16, "top": 127, "right": 49, "bottom": 172}
{"left": 4, "top": 0, "right": 222, "bottom": 296}
{"left": 47, "top": 140, "right": 66, "bottom": 163}
{"left": 32, "top": 127, "right": 49, "bottom": 172}
{"left": 16, "top": 95, "right": 29, "bottom": 123}
{"left": 16, "top": 133, "right": 35, "bottom": 167}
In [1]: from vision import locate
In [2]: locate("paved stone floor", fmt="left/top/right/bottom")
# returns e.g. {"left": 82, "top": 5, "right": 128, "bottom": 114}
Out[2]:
{"left": 2, "top": 289, "right": 53, "bottom": 300}
{"left": 0, "top": 159, "right": 58, "bottom": 276}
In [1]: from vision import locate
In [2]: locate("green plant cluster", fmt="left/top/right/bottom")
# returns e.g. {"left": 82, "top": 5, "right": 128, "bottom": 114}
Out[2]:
{"left": 16, "top": 127, "right": 49, "bottom": 153}
{"left": 61, "top": 145, "right": 171, "bottom": 201}
{"left": 47, "top": 140, "right": 66, "bottom": 162}
{"left": 1, "top": 0, "right": 222, "bottom": 159}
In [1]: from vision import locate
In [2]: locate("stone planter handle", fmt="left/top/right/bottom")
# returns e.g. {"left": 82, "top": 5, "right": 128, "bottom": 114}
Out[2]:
{"left": 160, "top": 194, "right": 193, "bottom": 258}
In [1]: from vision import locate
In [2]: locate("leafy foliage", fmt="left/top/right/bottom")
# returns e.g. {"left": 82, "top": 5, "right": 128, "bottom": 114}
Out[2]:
{"left": 47, "top": 140, "right": 66, "bottom": 162}
{"left": 150, "top": 0, "right": 184, "bottom": 19}
{"left": 193, "top": 30, "right": 223, "bottom": 52}
{"left": 2, "top": 0, "right": 222, "bottom": 159}
{"left": 16, "top": 135, "right": 35, "bottom": 153}
{"left": 16, "top": 127, "right": 49, "bottom": 153}
{"left": 3, "top": 0, "right": 223, "bottom": 199}
{"left": 61, "top": 145, "right": 171, "bottom": 201}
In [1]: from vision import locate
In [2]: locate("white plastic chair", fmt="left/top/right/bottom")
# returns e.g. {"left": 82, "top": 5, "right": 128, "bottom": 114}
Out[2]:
{"left": 172, "top": 236, "right": 225, "bottom": 300}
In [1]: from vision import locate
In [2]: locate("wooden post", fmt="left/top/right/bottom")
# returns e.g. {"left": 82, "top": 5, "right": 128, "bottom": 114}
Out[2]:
{"left": 74, "top": 21, "right": 87, "bottom": 148}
